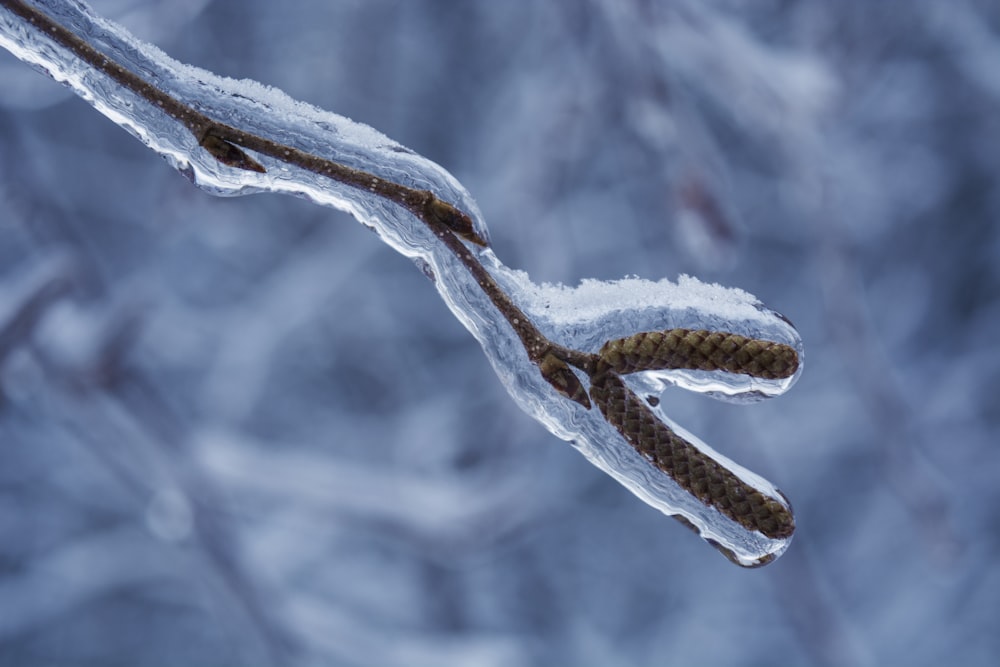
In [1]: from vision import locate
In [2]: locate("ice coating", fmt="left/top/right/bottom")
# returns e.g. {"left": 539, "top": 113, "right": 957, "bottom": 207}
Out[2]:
{"left": 0, "top": 0, "right": 802, "bottom": 566}
{"left": 483, "top": 260, "right": 801, "bottom": 565}
{"left": 497, "top": 269, "right": 803, "bottom": 402}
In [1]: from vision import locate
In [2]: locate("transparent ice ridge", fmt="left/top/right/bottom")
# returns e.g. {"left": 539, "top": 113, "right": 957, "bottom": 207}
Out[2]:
{"left": 1, "top": 0, "right": 803, "bottom": 566}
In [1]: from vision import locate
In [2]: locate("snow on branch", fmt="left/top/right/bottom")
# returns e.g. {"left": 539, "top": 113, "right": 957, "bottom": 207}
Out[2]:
{"left": 0, "top": 0, "right": 804, "bottom": 566}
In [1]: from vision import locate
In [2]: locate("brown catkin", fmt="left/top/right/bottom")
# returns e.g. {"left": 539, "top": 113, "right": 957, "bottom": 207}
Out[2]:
{"left": 598, "top": 329, "right": 799, "bottom": 380}
{"left": 589, "top": 368, "right": 795, "bottom": 539}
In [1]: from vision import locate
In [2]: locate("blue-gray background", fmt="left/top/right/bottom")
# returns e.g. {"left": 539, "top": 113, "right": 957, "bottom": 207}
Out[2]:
{"left": 1, "top": 1, "right": 998, "bottom": 665}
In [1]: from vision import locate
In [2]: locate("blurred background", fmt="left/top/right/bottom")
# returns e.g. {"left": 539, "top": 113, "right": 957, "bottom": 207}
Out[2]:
{"left": 1, "top": 0, "right": 998, "bottom": 665}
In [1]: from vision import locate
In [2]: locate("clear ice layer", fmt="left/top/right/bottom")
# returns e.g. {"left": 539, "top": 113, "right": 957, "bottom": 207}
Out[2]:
{"left": 1, "top": 0, "right": 803, "bottom": 566}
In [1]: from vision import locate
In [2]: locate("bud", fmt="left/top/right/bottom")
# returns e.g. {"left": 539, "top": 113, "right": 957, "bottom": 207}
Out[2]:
{"left": 539, "top": 352, "right": 591, "bottom": 409}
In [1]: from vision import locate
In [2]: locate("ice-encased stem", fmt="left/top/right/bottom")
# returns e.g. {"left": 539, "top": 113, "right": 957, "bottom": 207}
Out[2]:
{"left": 0, "top": 0, "right": 802, "bottom": 566}
{"left": 0, "top": 0, "right": 487, "bottom": 247}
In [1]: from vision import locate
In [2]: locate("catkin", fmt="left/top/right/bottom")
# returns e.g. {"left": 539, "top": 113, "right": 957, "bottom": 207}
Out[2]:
{"left": 589, "top": 368, "right": 795, "bottom": 539}
{"left": 598, "top": 328, "right": 799, "bottom": 380}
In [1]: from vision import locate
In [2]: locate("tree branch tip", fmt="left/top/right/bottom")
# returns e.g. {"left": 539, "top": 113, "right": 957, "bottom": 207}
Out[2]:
{"left": 0, "top": 0, "right": 806, "bottom": 567}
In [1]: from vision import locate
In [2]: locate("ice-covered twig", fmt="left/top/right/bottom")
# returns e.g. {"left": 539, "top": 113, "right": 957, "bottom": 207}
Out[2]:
{"left": 0, "top": 0, "right": 804, "bottom": 566}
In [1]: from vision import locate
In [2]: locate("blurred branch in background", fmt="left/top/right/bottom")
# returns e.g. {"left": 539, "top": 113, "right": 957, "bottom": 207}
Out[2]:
{"left": 2, "top": 1, "right": 999, "bottom": 666}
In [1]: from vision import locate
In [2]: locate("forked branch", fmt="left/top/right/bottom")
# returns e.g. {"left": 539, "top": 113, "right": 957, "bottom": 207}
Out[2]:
{"left": 0, "top": 0, "right": 801, "bottom": 564}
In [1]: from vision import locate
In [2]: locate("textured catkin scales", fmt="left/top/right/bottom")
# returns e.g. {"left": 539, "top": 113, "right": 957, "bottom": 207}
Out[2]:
{"left": 599, "top": 329, "right": 799, "bottom": 380}
{"left": 589, "top": 368, "right": 795, "bottom": 539}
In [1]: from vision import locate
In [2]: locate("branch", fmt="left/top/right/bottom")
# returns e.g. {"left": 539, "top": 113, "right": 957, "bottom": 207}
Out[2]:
{"left": 0, "top": 0, "right": 804, "bottom": 566}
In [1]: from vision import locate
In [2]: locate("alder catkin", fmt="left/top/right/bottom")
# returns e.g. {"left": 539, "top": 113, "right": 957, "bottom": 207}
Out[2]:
{"left": 598, "top": 328, "right": 799, "bottom": 380}
{"left": 589, "top": 368, "right": 795, "bottom": 539}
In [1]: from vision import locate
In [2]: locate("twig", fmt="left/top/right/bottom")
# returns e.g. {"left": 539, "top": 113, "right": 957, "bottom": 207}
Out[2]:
{"left": 0, "top": 0, "right": 801, "bottom": 560}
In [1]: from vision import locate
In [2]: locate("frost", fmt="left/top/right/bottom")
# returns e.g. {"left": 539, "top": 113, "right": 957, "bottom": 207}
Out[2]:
{"left": 0, "top": 0, "right": 802, "bottom": 566}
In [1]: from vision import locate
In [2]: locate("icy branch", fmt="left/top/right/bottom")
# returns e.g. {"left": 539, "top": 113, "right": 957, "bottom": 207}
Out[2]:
{"left": 0, "top": 0, "right": 804, "bottom": 566}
